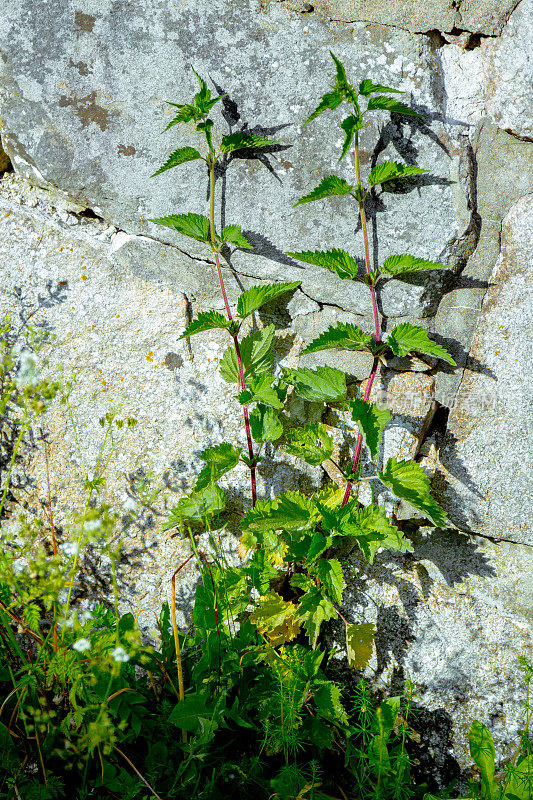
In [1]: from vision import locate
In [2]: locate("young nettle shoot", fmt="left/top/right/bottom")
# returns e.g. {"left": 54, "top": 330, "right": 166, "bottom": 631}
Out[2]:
{"left": 150, "top": 70, "right": 300, "bottom": 511}
{"left": 287, "top": 52, "right": 456, "bottom": 506}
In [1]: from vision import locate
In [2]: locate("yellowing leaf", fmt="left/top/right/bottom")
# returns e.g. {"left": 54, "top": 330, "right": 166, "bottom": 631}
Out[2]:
{"left": 346, "top": 622, "right": 375, "bottom": 670}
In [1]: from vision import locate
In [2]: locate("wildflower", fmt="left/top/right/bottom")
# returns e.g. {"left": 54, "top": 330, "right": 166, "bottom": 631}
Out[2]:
{"left": 85, "top": 518, "right": 103, "bottom": 532}
{"left": 73, "top": 638, "right": 91, "bottom": 652}
{"left": 110, "top": 646, "right": 130, "bottom": 663}
{"left": 61, "top": 541, "right": 79, "bottom": 557}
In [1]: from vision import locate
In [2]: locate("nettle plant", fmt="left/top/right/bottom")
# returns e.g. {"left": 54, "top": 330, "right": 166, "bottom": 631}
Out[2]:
{"left": 150, "top": 56, "right": 456, "bottom": 671}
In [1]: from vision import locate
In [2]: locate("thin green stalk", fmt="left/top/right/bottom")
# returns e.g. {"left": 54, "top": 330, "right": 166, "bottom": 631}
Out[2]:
{"left": 208, "top": 157, "right": 257, "bottom": 506}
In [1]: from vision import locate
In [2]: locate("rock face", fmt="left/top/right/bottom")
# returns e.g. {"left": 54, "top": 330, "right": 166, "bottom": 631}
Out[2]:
{"left": 0, "top": 0, "right": 532, "bottom": 777}
{"left": 437, "top": 195, "right": 533, "bottom": 545}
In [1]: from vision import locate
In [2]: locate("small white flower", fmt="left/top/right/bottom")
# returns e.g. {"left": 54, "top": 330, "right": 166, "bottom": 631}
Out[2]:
{"left": 15, "top": 349, "right": 39, "bottom": 387}
{"left": 110, "top": 646, "right": 130, "bottom": 663}
{"left": 122, "top": 496, "right": 137, "bottom": 513}
{"left": 61, "top": 541, "right": 79, "bottom": 557}
{"left": 73, "top": 638, "right": 91, "bottom": 652}
{"left": 77, "top": 610, "right": 93, "bottom": 625}
{"left": 85, "top": 519, "right": 103, "bottom": 532}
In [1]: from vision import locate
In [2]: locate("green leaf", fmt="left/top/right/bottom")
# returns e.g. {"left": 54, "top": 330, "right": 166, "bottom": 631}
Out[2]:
{"left": 238, "top": 373, "right": 283, "bottom": 409}
{"left": 366, "top": 96, "right": 422, "bottom": 117}
{"left": 151, "top": 147, "right": 203, "bottom": 177}
{"left": 330, "top": 52, "right": 348, "bottom": 88}
{"left": 219, "top": 325, "right": 275, "bottom": 383}
{"left": 359, "top": 79, "right": 403, "bottom": 97}
{"left": 220, "top": 224, "right": 253, "bottom": 250}
{"left": 162, "top": 483, "right": 225, "bottom": 529}
{"left": 379, "top": 457, "right": 449, "bottom": 527}
{"left": 346, "top": 622, "right": 375, "bottom": 670}
{"left": 316, "top": 558, "right": 344, "bottom": 604}
{"left": 381, "top": 253, "right": 451, "bottom": 277}
{"left": 285, "top": 249, "right": 360, "bottom": 281}
{"left": 469, "top": 721, "right": 499, "bottom": 800}
{"left": 284, "top": 423, "right": 334, "bottom": 466}
{"left": 168, "top": 695, "right": 214, "bottom": 733}
{"left": 237, "top": 281, "right": 301, "bottom": 319}
{"left": 301, "top": 322, "right": 373, "bottom": 354}
{"left": 294, "top": 175, "right": 353, "bottom": 207}
{"left": 220, "top": 132, "right": 279, "bottom": 153}
{"left": 249, "top": 404, "right": 283, "bottom": 443}
{"left": 241, "top": 490, "right": 318, "bottom": 536}
{"left": 339, "top": 114, "right": 361, "bottom": 161}
{"left": 283, "top": 365, "right": 347, "bottom": 403}
{"left": 318, "top": 501, "right": 410, "bottom": 563}
{"left": 164, "top": 103, "right": 197, "bottom": 130}
{"left": 504, "top": 755, "right": 533, "bottom": 800}
{"left": 150, "top": 212, "right": 210, "bottom": 243}
{"left": 349, "top": 398, "right": 391, "bottom": 464}
{"left": 250, "top": 592, "right": 300, "bottom": 646}
{"left": 195, "top": 443, "right": 242, "bottom": 491}
{"left": 313, "top": 681, "right": 349, "bottom": 726}
{"left": 388, "top": 323, "right": 456, "bottom": 366}
{"left": 179, "top": 310, "right": 231, "bottom": 339}
{"left": 303, "top": 89, "right": 344, "bottom": 127}
{"left": 367, "top": 161, "right": 427, "bottom": 187}
{"left": 296, "top": 588, "right": 337, "bottom": 648}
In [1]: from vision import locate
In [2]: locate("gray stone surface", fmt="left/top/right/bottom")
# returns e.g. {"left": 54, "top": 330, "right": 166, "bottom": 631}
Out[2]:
{"left": 436, "top": 194, "right": 533, "bottom": 545}
{"left": 0, "top": 0, "right": 463, "bottom": 317}
{"left": 306, "top": 0, "right": 519, "bottom": 35}
{"left": 342, "top": 530, "right": 533, "bottom": 769}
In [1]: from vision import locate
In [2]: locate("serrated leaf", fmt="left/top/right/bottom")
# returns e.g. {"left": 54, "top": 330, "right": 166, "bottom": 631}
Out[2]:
{"left": 388, "top": 323, "right": 456, "bottom": 366}
{"left": 249, "top": 404, "right": 283, "bottom": 443}
{"left": 349, "top": 398, "right": 391, "bottom": 464}
{"left": 219, "top": 325, "right": 275, "bottom": 383}
{"left": 366, "top": 96, "right": 422, "bottom": 117}
{"left": 339, "top": 114, "right": 361, "bottom": 161}
{"left": 237, "top": 281, "right": 301, "bottom": 319}
{"left": 379, "top": 457, "right": 449, "bottom": 527}
{"left": 286, "top": 249, "right": 360, "bottom": 281}
{"left": 330, "top": 51, "right": 348, "bottom": 88}
{"left": 381, "top": 253, "right": 451, "bottom": 277}
{"left": 359, "top": 79, "right": 403, "bottom": 97}
{"left": 150, "top": 212, "right": 210, "bottom": 242}
{"left": 303, "top": 89, "right": 344, "bottom": 127}
{"left": 283, "top": 365, "right": 347, "bottom": 403}
{"left": 164, "top": 103, "right": 197, "bottom": 130}
{"left": 316, "top": 558, "right": 344, "bottom": 604}
{"left": 284, "top": 423, "right": 334, "bottom": 466}
{"left": 469, "top": 722, "right": 499, "bottom": 800}
{"left": 290, "top": 573, "right": 315, "bottom": 593}
{"left": 220, "top": 224, "right": 253, "bottom": 250}
{"left": 195, "top": 443, "right": 242, "bottom": 491}
{"left": 346, "top": 622, "right": 375, "bottom": 670}
{"left": 250, "top": 592, "right": 300, "bottom": 646}
{"left": 296, "top": 588, "right": 337, "bottom": 648}
{"left": 294, "top": 175, "right": 353, "bottom": 207}
{"left": 241, "top": 490, "right": 318, "bottom": 535}
{"left": 238, "top": 373, "right": 283, "bottom": 409}
{"left": 314, "top": 681, "right": 349, "bottom": 726}
{"left": 367, "top": 161, "right": 427, "bottom": 187}
{"left": 302, "top": 322, "right": 373, "bottom": 355}
{"left": 318, "top": 501, "right": 410, "bottom": 563}
{"left": 179, "top": 310, "right": 231, "bottom": 339}
{"left": 151, "top": 147, "right": 202, "bottom": 178}
{"left": 220, "top": 131, "right": 279, "bottom": 153}
{"left": 162, "top": 483, "right": 225, "bottom": 529}
{"left": 168, "top": 695, "right": 212, "bottom": 732}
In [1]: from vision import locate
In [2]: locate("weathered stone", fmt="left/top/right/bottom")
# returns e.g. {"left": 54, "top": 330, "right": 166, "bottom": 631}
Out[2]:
{"left": 0, "top": 0, "right": 461, "bottom": 317}
{"left": 0, "top": 137, "right": 9, "bottom": 172}
{"left": 434, "top": 120, "right": 533, "bottom": 406}
{"left": 342, "top": 530, "right": 533, "bottom": 768}
{"left": 481, "top": 0, "right": 533, "bottom": 139}
{"left": 436, "top": 195, "right": 533, "bottom": 545}
{"left": 309, "top": 0, "right": 518, "bottom": 35}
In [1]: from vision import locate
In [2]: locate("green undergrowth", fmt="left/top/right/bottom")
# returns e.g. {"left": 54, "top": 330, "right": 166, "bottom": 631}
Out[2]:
{"left": 1, "top": 55, "right": 532, "bottom": 800}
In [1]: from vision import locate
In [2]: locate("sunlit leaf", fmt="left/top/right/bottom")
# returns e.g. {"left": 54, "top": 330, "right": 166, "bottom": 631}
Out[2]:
{"left": 294, "top": 175, "right": 353, "bottom": 207}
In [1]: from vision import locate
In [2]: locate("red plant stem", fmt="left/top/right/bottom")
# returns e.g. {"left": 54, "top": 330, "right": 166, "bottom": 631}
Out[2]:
{"left": 341, "top": 132, "right": 382, "bottom": 507}
{"left": 210, "top": 159, "right": 257, "bottom": 507}
{"left": 341, "top": 356, "right": 379, "bottom": 507}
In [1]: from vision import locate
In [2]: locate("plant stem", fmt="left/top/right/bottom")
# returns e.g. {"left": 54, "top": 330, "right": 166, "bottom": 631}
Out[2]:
{"left": 208, "top": 157, "right": 257, "bottom": 506}
{"left": 341, "top": 132, "right": 381, "bottom": 507}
